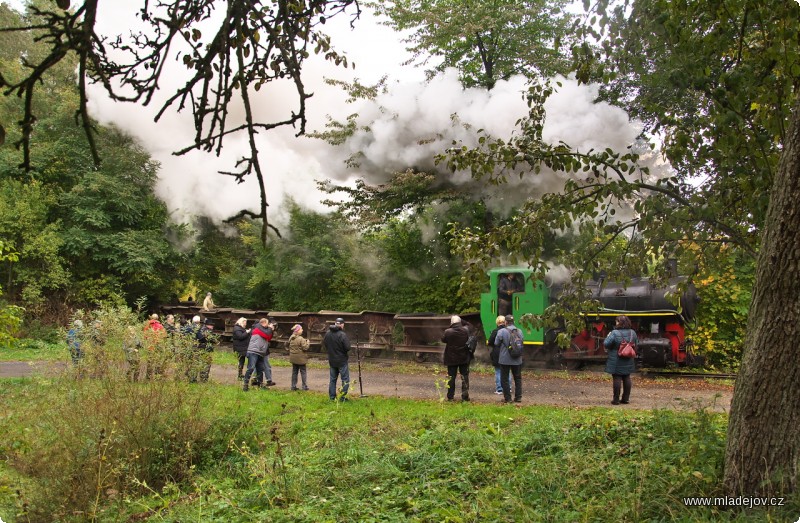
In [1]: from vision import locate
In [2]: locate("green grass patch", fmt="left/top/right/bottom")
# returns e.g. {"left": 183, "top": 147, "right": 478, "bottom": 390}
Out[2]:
{"left": 0, "top": 376, "right": 796, "bottom": 522}
{"left": 0, "top": 338, "right": 66, "bottom": 362}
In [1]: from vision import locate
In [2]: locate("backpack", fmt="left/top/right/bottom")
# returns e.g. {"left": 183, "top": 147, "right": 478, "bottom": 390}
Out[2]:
{"left": 617, "top": 332, "right": 637, "bottom": 358}
{"left": 507, "top": 327, "right": 524, "bottom": 359}
{"left": 466, "top": 334, "right": 478, "bottom": 358}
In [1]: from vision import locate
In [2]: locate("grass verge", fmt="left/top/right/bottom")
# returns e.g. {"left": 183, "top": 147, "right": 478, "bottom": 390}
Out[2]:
{"left": 0, "top": 376, "right": 795, "bottom": 522}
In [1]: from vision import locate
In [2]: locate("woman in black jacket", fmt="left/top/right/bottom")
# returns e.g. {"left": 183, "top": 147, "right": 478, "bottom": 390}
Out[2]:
{"left": 231, "top": 317, "right": 251, "bottom": 379}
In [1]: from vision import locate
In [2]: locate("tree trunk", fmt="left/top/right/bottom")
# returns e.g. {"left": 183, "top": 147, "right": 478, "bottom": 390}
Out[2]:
{"left": 724, "top": 93, "right": 800, "bottom": 495}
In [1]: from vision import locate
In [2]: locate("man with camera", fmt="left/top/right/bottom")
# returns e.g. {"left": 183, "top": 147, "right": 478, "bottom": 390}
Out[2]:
{"left": 242, "top": 318, "right": 276, "bottom": 391}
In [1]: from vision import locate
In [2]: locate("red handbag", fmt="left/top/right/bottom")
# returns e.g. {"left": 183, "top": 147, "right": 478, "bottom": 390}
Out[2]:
{"left": 618, "top": 332, "right": 637, "bottom": 358}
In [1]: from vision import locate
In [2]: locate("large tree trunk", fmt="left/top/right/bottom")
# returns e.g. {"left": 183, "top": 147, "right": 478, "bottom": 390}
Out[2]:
{"left": 724, "top": 94, "right": 800, "bottom": 495}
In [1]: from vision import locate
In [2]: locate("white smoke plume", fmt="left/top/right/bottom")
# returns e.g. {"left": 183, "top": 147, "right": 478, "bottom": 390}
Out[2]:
{"left": 79, "top": 4, "right": 661, "bottom": 228}
{"left": 327, "top": 71, "right": 660, "bottom": 217}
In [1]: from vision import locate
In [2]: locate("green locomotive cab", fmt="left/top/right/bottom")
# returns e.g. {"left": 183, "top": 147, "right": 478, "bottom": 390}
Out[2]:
{"left": 480, "top": 268, "right": 548, "bottom": 347}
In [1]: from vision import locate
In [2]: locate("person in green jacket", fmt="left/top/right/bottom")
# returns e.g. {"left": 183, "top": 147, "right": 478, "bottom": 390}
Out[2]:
{"left": 288, "top": 324, "right": 310, "bottom": 391}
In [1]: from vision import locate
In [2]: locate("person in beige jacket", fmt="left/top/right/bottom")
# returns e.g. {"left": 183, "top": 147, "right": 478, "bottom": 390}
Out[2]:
{"left": 288, "top": 324, "right": 310, "bottom": 390}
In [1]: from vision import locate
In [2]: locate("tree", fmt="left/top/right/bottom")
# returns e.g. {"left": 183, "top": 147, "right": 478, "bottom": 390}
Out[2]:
{"left": 0, "top": 0, "right": 360, "bottom": 245}
{"left": 372, "top": 0, "right": 575, "bottom": 89}
{"left": 569, "top": 0, "right": 800, "bottom": 495}
{"left": 0, "top": 239, "right": 24, "bottom": 346}
{"left": 1, "top": 6, "right": 188, "bottom": 313}
{"left": 722, "top": 93, "right": 800, "bottom": 495}
{"left": 441, "top": 0, "right": 800, "bottom": 496}
{"left": 572, "top": 0, "right": 800, "bottom": 261}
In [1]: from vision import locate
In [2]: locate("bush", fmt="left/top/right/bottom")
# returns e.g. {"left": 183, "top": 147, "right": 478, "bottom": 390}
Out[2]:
{"left": 4, "top": 303, "right": 219, "bottom": 521}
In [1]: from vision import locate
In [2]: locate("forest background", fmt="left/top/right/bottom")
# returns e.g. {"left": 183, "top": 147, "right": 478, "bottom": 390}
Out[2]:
{"left": 1, "top": 0, "right": 799, "bottom": 518}
{"left": 0, "top": 0, "right": 765, "bottom": 372}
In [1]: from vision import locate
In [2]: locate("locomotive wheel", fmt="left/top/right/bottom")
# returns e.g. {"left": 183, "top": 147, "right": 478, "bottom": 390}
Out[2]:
{"left": 559, "top": 343, "right": 585, "bottom": 371}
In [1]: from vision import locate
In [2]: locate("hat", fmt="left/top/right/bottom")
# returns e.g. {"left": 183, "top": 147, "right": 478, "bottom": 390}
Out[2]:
{"left": 450, "top": 315, "right": 461, "bottom": 325}
{"left": 204, "top": 318, "right": 214, "bottom": 326}
{"left": 504, "top": 314, "right": 514, "bottom": 324}
{"left": 292, "top": 324, "right": 302, "bottom": 333}
{"left": 335, "top": 317, "right": 345, "bottom": 324}
{"left": 192, "top": 315, "right": 201, "bottom": 323}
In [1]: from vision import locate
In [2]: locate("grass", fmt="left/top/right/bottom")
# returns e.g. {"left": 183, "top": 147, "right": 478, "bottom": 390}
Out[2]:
{"left": 0, "top": 375, "right": 795, "bottom": 522}
{"left": 0, "top": 338, "right": 65, "bottom": 361}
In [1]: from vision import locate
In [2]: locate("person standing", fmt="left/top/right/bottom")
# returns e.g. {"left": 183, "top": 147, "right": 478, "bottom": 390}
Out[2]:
{"left": 288, "top": 324, "right": 310, "bottom": 391}
{"left": 497, "top": 273, "right": 517, "bottom": 316}
{"left": 495, "top": 314, "right": 523, "bottom": 403}
{"left": 250, "top": 318, "right": 277, "bottom": 387}
{"left": 488, "top": 315, "right": 506, "bottom": 395}
{"left": 123, "top": 325, "right": 142, "bottom": 382}
{"left": 202, "top": 292, "right": 216, "bottom": 311}
{"left": 194, "top": 318, "right": 216, "bottom": 382}
{"left": 164, "top": 314, "right": 178, "bottom": 335}
{"left": 231, "top": 317, "right": 251, "bottom": 380}
{"left": 603, "top": 315, "right": 638, "bottom": 405}
{"left": 243, "top": 318, "right": 271, "bottom": 391}
{"left": 441, "top": 315, "right": 471, "bottom": 402}
{"left": 67, "top": 319, "right": 83, "bottom": 364}
{"left": 324, "top": 318, "right": 351, "bottom": 401}
{"left": 143, "top": 313, "right": 166, "bottom": 379}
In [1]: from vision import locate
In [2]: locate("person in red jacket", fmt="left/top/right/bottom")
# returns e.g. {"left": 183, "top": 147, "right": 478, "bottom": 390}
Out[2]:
{"left": 143, "top": 313, "right": 166, "bottom": 379}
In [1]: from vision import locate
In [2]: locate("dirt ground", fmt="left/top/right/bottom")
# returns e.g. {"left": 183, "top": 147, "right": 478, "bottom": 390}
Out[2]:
{"left": 1, "top": 357, "right": 733, "bottom": 412}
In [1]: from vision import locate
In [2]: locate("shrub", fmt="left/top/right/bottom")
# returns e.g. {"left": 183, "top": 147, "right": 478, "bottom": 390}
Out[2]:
{"left": 6, "top": 303, "right": 217, "bottom": 520}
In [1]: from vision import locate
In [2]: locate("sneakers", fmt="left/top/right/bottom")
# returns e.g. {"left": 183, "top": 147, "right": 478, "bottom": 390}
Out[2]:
{"left": 265, "top": 381, "right": 277, "bottom": 386}
{"left": 494, "top": 390, "right": 503, "bottom": 395}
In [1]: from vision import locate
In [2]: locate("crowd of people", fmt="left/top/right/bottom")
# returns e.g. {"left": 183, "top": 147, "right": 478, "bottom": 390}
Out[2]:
{"left": 442, "top": 312, "right": 637, "bottom": 405}
{"left": 66, "top": 311, "right": 218, "bottom": 382}
{"left": 67, "top": 298, "right": 638, "bottom": 405}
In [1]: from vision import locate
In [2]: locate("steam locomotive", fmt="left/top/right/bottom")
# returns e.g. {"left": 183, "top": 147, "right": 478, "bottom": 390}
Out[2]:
{"left": 160, "top": 266, "right": 701, "bottom": 369}
{"left": 479, "top": 267, "right": 701, "bottom": 369}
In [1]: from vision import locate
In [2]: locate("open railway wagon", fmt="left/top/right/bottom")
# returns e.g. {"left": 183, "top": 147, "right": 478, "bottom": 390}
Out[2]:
{"left": 160, "top": 266, "right": 700, "bottom": 369}
{"left": 479, "top": 267, "right": 702, "bottom": 369}
{"left": 157, "top": 305, "right": 476, "bottom": 362}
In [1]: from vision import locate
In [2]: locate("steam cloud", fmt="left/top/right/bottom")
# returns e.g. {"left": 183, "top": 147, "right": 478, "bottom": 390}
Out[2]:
{"left": 82, "top": 4, "right": 662, "bottom": 230}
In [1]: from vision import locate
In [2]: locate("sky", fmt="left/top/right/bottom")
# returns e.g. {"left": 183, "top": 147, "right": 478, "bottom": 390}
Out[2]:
{"left": 4, "top": 1, "right": 659, "bottom": 231}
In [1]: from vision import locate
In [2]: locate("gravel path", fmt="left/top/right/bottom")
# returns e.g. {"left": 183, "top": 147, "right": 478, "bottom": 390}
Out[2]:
{"left": 0, "top": 358, "right": 733, "bottom": 412}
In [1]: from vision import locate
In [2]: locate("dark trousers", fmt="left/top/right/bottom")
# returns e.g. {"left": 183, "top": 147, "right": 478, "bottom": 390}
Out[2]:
{"left": 244, "top": 353, "right": 266, "bottom": 387}
{"left": 498, "top": 299, "right": 511, "bottom": 316}
{"left": 329, "top": 363, "right": 350, "bottom": 400}
{"left": 612, "top": 374, "right": 632, "bottom": 402}
{"left": 501, "top": 364, "right": 522, "bottom": 402}
{"left": 237, "top": 353, "right": 246, "bottom": 378}
{"left": 447, "top": 363, "right": 470, "bottom": 401}
{"left": 291, "top": 364, "right": 308, "bottom": 390}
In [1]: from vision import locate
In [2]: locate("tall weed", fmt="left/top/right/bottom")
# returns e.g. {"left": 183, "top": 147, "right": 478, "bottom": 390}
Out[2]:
{"left": 5, "top": 303, "right": 216, "bottom": 521}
